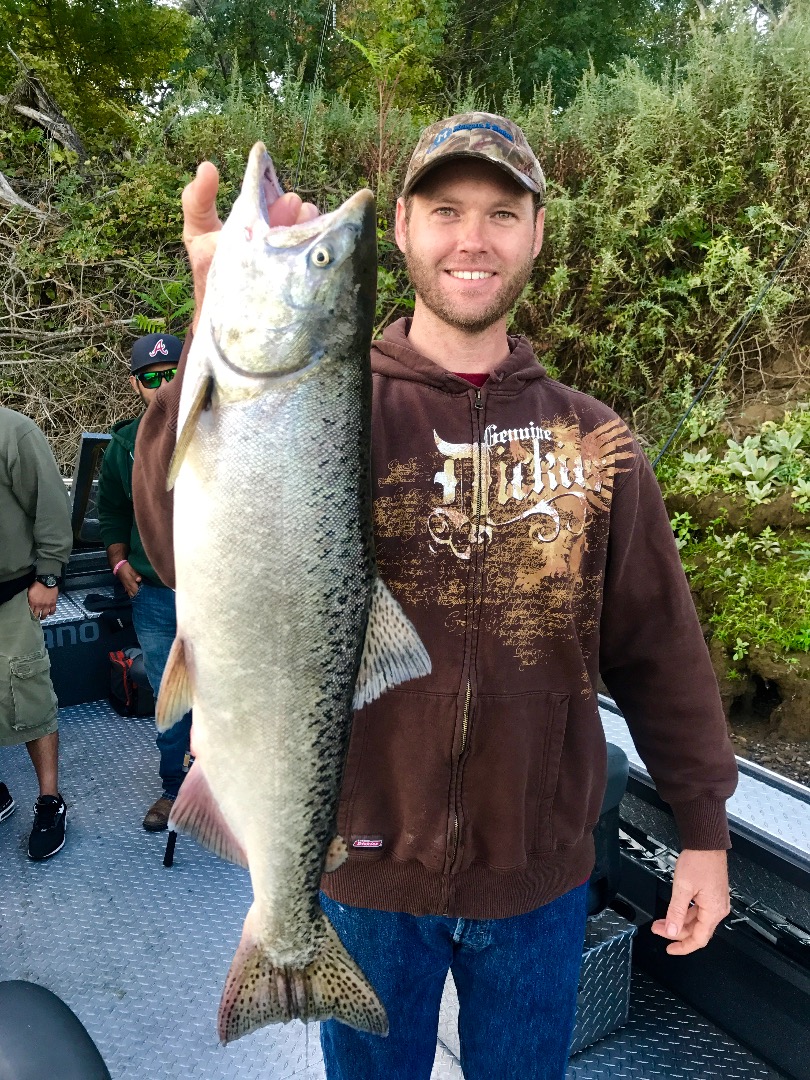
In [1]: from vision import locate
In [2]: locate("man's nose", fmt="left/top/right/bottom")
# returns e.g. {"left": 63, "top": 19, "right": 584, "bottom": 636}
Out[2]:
{"left": 457, "top": 214, "right": 487, "bottom": 252}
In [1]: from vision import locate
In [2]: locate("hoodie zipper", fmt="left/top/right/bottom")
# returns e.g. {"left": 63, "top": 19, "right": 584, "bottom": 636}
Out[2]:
{"left": 448, "top": 679, "right": 472, "bottom": 869}
{"left": 461, "top": 677, "right": 472, "bottom": 751}
{"left": 444, "top": 387, "right": 486, "bottom": 909}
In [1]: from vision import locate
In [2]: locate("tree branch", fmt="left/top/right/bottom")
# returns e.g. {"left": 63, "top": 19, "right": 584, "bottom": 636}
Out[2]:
{"left": 0, "top": 169, "right": 47, "bottom": 217}
{"left": 2, "top": 47, "right": 86, "bottom": 158}
{"left": 0, "top": 319, "right": 131, "bottom": 343}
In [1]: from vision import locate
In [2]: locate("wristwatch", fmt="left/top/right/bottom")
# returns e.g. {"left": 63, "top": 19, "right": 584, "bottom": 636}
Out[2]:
{"left": 36, "top": 574, "right": 59, "bottom": 589}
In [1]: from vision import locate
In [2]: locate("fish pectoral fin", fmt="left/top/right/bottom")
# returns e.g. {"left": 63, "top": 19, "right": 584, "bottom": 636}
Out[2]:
{"left": 168, "top": 760, "right": 248, "bottom": 868}
{"left": 155, "top": 636, "right": 193, "bottom": 732}
{"left": 352, "top": 577, "right": 432, "bottom": 710}
{"left": 217, "top": 910, "right": 388, "bottom": 1044}
{"left": 166, "top": 373, "right": 215, "bottom": 490}
{"left": 324, "top": 834, "right": 348, "bottom": 873}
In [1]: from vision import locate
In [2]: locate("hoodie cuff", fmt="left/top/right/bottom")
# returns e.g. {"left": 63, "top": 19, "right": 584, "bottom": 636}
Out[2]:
{"left": 36, "top": 558, "right": 64, "bottom": 578}
{"left": 670, "top": 796, "right": 732, "bottom": 851}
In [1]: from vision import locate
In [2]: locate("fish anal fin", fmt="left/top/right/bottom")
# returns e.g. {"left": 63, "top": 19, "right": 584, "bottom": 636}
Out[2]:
{"left": 155, "top": 637, "right": 192, "bottom": 732}
{"left": 353, "top": 578, "right": 431, "bottom": 710}
{"left": 217, "top": 910, "right": 388, "bottom": 1044}
{"left": 167, "top": 374, "right": 215, "bottom": 490}
{"left": 324, "top": 835, "right": 348, "bottom": 873}
{"left": 168, "top": 762, "right": 248, "bottom": 868}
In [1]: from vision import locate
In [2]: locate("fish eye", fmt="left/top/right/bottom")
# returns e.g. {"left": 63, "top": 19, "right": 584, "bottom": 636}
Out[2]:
{"left": 311, "top": 245, "right": 331, "bottom": 267}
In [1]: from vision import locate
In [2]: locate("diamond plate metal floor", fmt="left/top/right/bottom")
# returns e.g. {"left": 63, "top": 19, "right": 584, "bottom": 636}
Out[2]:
{"left": 0, "top": 701, "right": 782, "bottom": 1079}
{"left": 566, "top": 973, "right": 781, "bottom": 1080}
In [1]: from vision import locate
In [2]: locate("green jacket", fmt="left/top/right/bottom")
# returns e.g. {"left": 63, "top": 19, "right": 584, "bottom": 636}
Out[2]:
{"left": 97, "top": 415, "right": 166, "bottom": 588}
{"left": 0, "top": 407, "right": 72, "bottom": 583}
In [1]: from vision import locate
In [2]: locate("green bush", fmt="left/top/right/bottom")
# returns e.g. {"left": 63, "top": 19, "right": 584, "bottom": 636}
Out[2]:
{"left": 2, "top": 1, "right": 809, "bottom": 474}
{"left": 511, "top": 3, "right": 810, "bottom": 436}
{"left": 677, "top": 522, "right": 810, "bottom": 661}
{"left": 659, "top": 409, "right": 810, "bottom": 508}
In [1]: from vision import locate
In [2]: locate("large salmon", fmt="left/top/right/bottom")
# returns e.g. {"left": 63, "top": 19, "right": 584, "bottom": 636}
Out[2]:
{"left": 156, "top": 143, "right": 430, "bottom": 1043}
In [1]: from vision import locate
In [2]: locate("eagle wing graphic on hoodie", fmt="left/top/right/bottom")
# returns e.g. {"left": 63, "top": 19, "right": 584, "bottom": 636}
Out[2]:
{"left": 374, "top": 412, "right": 635, "bottom": 669}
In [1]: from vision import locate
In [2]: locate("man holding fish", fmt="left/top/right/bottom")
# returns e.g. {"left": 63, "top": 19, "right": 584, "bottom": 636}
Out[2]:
{"left": 133, "top": 113, "right": 737, "bottom": 1079}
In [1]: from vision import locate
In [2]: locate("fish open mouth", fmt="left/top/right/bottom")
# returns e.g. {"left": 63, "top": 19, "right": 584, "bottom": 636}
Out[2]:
{"left": 246, "top": 144, "right": 285, "bottom": 225}
{"left": 207, "top": 144, "right": 376, "bottom": 381}
{"left": 246, "top": 141, "right": 327, "bottom": 240}
{"left": 245, "top": 141, "right": 374, "bottom": 251}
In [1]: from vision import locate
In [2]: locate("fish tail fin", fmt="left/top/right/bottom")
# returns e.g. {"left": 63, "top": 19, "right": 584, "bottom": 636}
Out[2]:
{"left": 306, "top": 917, "right": 388, "bottom": 1035}
{"left": 217, "top": 909, "right": 388, "bottom": 1044}
{"left": 352, "top": 577, "right": 432, "bottom": 710}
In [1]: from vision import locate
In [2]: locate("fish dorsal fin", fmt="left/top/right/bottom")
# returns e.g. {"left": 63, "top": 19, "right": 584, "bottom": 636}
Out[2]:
{"left": 168, "top": 761, "right": 248, "bottom": 868}
{"left": 324, "top": 834, "right": 348, "bottom": 873}
{"left": 352, "top": 578, "right": 431, "bottom": 710}
{"left": 156, "top": 636, "right": 193, "bottom": 732}
{"left": 166, "top": 374, "right": 215, "bottom": 490}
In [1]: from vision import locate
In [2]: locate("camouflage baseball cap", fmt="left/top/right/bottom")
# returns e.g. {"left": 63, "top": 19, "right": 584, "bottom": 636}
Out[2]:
{"left": 402, "top": 112, "right": 546, "bottom": 200}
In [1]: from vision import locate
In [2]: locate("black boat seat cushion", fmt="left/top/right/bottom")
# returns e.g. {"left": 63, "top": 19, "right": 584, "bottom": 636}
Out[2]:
{"left": 0, "top": 981, "right": 111, "bottom": 1080}
{"left": 588, "top": 742, "right": 630, "bottom": 916}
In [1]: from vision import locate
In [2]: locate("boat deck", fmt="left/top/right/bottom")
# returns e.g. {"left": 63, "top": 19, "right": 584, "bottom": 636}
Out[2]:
{"left": 0, "top": 700, "right": 784, "bottom": 1079}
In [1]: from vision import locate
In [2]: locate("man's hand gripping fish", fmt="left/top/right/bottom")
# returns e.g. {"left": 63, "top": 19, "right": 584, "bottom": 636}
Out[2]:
{"left": 156, "top": 143, "right": 430, "bottom": 1044}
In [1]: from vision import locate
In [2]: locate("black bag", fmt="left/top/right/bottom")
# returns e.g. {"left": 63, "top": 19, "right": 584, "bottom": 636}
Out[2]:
{"left": 83, "top": 592, "right": 133, "bottom": 632}
{"left": 109, "top": 648, "right": 155, "bottom": 717}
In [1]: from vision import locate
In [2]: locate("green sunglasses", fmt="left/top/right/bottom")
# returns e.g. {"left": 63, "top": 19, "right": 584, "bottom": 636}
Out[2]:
{"left": 136, "top": 367, "right": 177, "bottom": 390}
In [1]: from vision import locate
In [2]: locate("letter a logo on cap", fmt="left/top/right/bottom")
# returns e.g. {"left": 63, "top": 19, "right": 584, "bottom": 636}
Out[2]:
{"left": 148, "top": 338, "right": 169, "bottom": 358}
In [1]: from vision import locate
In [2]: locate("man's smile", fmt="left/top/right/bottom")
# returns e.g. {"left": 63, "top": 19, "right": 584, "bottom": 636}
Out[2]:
{"left": 445, "top": 270, "right": 496, "bottom": 280}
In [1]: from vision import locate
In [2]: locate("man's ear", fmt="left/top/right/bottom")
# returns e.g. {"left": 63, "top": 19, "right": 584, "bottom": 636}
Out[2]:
{"left": 533, "top": 206, "right": 545, "bottom": 258}
{"left": 394, "top": 197, "right": 408, "bottom": 253}
{"left": 129, "top": 375, "right": 140, "bottom": 396}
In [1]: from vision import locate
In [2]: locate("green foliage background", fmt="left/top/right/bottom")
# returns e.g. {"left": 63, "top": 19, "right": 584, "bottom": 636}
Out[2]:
{"left": 1, "top": 0, "right": 810, "bottom": 693}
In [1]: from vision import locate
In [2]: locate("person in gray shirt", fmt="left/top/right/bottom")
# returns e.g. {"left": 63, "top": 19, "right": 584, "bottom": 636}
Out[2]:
{"left": 0, "top": 407, "right": 73, "bottom": 859}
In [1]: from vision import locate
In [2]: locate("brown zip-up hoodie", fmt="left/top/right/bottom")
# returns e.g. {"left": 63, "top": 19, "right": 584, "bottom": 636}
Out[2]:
{"left": 133, "top": 318, "right": 737, "bottom": 920}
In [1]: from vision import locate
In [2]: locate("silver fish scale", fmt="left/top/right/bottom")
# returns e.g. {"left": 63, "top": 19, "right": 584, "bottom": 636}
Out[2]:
{"left": 176, "top": 357, "right": 374, "bottom": 954}
{"left": 0, "top": 700, "right": 779, "bottom": 1079}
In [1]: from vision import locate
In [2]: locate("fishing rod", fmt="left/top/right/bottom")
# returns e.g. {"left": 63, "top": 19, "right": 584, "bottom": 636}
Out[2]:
{"left": 652, "top": 218, "right": 810, "bottom": 471}
{"left": 292, "top": 0, "right": 336, "bottom": 192}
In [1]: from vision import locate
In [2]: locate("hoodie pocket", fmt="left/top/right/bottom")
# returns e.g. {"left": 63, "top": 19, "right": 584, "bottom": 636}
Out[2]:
{"left": 338, "top": 690, "right": 457, "bottom": 873}
{"left": 458, "top": 691, "right": 569, "bottom": 870}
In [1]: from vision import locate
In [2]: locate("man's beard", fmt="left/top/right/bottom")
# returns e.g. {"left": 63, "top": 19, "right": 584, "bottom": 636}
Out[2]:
{"left": 403, "top": 244, "right": 534, "bottom": 334}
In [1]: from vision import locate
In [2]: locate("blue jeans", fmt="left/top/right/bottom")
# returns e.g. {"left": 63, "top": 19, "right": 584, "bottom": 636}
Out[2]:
{"left": 320, "top": 883, "right": 588, "bottom": 1080}
{"left": 130, "top": 582, "right": 191, "bottom": 800}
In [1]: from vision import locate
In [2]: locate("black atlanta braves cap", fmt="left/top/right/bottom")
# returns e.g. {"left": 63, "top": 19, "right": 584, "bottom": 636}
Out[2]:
{"left": 131, "top": 333, "right": 184, "bottom": 374}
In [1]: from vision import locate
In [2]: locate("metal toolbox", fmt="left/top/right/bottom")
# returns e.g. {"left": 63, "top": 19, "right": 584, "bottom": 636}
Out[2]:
{"left": 570, "top": 907, "right": 637, "bottom": 1055}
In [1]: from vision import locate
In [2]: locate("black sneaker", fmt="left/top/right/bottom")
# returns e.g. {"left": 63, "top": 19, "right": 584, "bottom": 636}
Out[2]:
{"left": 0, "top": 782, "right": 15, "bottom": 823}
{"left": 28, "top": 794, "right": 67, "bottom": 860}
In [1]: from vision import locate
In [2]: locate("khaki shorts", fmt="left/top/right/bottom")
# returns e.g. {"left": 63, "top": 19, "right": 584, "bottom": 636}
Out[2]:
{"left": 0, "top": 589, "right": 58, "bottom": 747}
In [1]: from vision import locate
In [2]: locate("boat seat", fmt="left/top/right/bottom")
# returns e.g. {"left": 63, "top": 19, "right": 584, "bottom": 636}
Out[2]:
{"left": 0, "top": 981, "right": 111, "bottom": 1080}
{"left": 588, "top": 741, "right": 629, "bottom": 916}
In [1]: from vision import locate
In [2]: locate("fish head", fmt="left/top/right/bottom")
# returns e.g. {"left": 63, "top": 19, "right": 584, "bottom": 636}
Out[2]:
{"left": 207, "top": 142, "right": 377, "bottom": 385}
